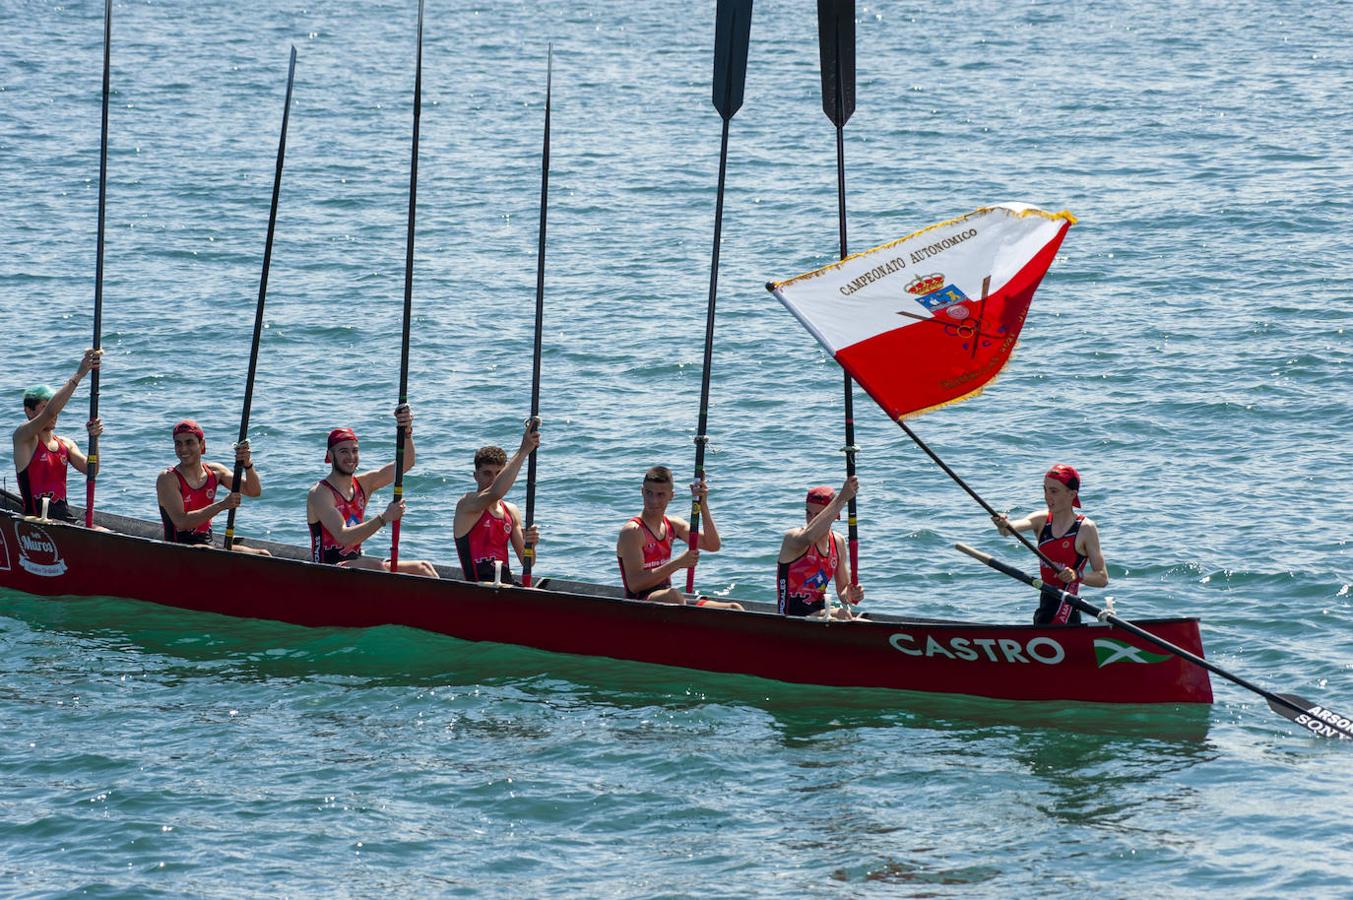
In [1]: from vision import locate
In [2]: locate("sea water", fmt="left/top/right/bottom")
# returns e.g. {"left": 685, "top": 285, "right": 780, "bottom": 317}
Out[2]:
{"left": 1, "top": 0, "right": 1350, "bottom": 894}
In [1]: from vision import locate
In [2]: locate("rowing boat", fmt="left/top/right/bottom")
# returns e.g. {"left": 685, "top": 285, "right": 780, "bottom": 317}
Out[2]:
{"left": 0, "top": 490, "right": 1212, "bottom": 705}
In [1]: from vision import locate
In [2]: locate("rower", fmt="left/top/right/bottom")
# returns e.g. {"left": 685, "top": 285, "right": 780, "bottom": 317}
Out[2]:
{"left": 306, "top": 404, "right": 437, "bottom": 577}
{"left": 776, "top": 477, "right": 862, "bottom": 619}
{"left": 12, "top": 349, "right": 103, "bottom": 524}
{"left": 155, "top": 419, "right": 270, "bottom": 555}
{"left": 452, "top": 419, "right": 541, "bottom": 584}
{"left": 992, "top": 463, "right": 1108, "bottom": 624}
{"left": 616, "top": 466, "right": 742, "bottom": 610}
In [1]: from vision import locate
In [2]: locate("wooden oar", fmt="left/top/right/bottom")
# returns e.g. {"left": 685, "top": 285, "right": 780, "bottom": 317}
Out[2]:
{"left": 389, "top": 0, "right": 425, "bottom": 572}
{"left": 521, "top": 45, "right": 552, "bottom": 589}
{"left": 817, "top": 0, "right": 860, "bottom": 595}
{"left": 85, "top": 0, "right": 112, "bottom": 528}
{"left": 223, "top": 46, "right": 298, "bottom": 551}
{"left": 955, "top": 542, "right": 1353, "bottom": 740}
{"left": 686, "top": 0, "right": 754, "bottom": 594}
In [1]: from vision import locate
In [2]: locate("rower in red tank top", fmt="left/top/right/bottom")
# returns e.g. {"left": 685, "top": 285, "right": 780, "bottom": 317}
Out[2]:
{"left": 452, "top": 422, "right": 541, "bottom": 586}
{"left": 161, "top": 465, "right": 219, "bottom": 544}
{"left": 614, "top": 466, "right": 742, "bottom": 609}
{"left": 311, "top": 476, "right": 367, "bottom": 563}
{"left": 305, "top": 412, "right": 438, "bottom": 577}
{"left": 456, "top": 500, "right": 516, "bottom": 582}
{"left": 991, "top": 463, "right": 1109, "bottom": 625}
{"left": 154, "top": 419, "right": 269, "bottom": 552}
{"left": 775, "top": 479, "right": 861, "bottom": 618}
{"left": 18, "top": 437, "right": 72, "bottom": 520}
{"left": 619, "top": 514, "right": 673, "bottom": 599}
{"left": 11, "top": 350, "right": 104, "bottom": 525}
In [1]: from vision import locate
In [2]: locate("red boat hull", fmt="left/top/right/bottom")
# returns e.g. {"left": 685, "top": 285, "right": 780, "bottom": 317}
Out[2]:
{"left": 0, "top": 506, "right": 1213, "bottom": 704}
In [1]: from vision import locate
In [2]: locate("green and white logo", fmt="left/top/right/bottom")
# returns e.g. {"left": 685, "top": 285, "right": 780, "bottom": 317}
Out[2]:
{"left": 1093, "top": 638, "right": 1172, "bottom": 668}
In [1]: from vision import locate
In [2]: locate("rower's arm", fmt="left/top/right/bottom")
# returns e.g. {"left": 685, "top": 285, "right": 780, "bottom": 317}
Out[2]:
{"left": 1078, "top": 519, "right": 1109, "bottom": 588}
{"left": 994, "top": 511, "right": 1043, "bottom": 537}
{"left": 782, "top": 494, "right": 848, "bottom": 557}
{"left": 506, "top": 502, "right": 528, "bottom": 564}
{"left": 14, "top": 351, "right": 99, "bottom": 444}
{"left": 157, "top": 471, "right": 231, "bottom": 532}
{"left": 309, "top": 487, "right": 387, "bottom": 550}
{"left": 215, "top": 462, "right": 262, "bottom": 498}
{"left": 64, "top": 437, "right": 90, "bottom": 474}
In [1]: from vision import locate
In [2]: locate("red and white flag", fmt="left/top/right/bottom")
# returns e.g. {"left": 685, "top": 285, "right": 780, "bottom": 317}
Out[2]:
{"left": 767, "top": 204, "right": 1075, "bottom": 420}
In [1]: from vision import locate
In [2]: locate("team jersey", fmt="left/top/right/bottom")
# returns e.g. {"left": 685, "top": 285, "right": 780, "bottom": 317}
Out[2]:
{"left": 455, "top": 500, "right": 515, "bottom": 582}
{"left": 777, "top": 534, "right": 840, "bottom": 617}
{"left": 619, "top": 515, "right": 673, "bottom": 600}
{"left": 18, "top": 437, "right": 77, "bottom": 522}
{"left": 310, "top": 478, "right": 367, "bottom": 564}
{"left": 160, "top": 466, "right": 220, "bottom": 545}
{"left": 1036, "top": 513, "right": 1087, "bottom": 625}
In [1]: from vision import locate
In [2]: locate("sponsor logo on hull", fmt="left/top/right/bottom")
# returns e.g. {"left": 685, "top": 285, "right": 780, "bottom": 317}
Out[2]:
{"left": 889, "top": 632, "right": 1065, "bottom": 665}
{"left": 15, "top": 522, "right": 68, "bottom": 577}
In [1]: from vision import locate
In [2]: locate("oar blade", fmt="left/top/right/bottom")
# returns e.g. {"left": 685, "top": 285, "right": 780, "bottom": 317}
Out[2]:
{"left": 1267, "top": 693, "right": 1353, "bottom": 741}
{"left": 712, "top": 0, "right": 753, "bottom": 120}
{"left": 816, "top": 0, "right": 855, "bottom": 128}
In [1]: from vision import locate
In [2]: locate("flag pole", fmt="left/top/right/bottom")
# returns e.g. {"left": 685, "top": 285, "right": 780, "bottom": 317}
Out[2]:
{"left": 816, "top": 0, "right": 860, "bottom": 592}
{"left": 85, "top": 0, "right": 112, "bottom": 528}
{"left": 224, "top": 46, "right": 298, "bottom": 551}
{"left": 521, "top": 44, "right": 552, "bottom": 589}
{"left": 686, "top": 0, "right": 754, "bottom": 594}
{"left": 389, "top": 0, "right": 425, "bottom": 572}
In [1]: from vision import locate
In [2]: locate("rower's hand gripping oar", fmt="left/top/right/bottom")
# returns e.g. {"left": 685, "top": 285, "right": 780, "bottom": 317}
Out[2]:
{"left": 85, "top": 0, "right": 112, "bottom": 528}
{"left": 224, "top": 46, "right": 298, "bottom": 551}
{"left": 955, "top": 542, "right": 1353, "bottom": 741}
{"left": 521, "top": 45, "right": 552, "bottom": 589}
{"left": 389, "top": 0, "right": 425, "bottom": 572}
{"left": 817, "top": 0, "right": 863, "bottom": 598}
{"left": 686, "top": 0, "right": 754, "bottom": 594}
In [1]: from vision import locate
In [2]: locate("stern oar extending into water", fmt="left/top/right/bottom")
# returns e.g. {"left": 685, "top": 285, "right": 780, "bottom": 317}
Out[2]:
{"left": 686, "top": 0, "right": 754, "bottom": 594}
{"left": 955, "top": 542, "right": 1353, "bottom": 740}
{"left": 816, "top": 0, "right": 862, "bottom": 599}
{"left": 389, "top": 0, "right": 425, "bottom": 572}
{"left": 85, "top": 0, "right": 113, "bottom": 528}
{"left": 521, "top": 45, "right": 553, "bottom": 589}
{"left": 224, "top": 46, "right": 298, "bottom": 551}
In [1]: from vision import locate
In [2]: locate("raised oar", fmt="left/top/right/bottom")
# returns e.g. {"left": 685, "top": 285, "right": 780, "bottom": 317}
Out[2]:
{"left": 85, "top": 0, "right": 112, "bottom": 528}
{"left": 686, "top": 0, "right": 754, "bottom": 594}
{"left": 389, "top": 0, "right": 425, "bottom": 572}
{"left": 223, "top": 46, "right": 298, "bottom": 551}
{"left": 955, "top": 543, "right": 1353, "bottom": 741}
{"left": 817, "top": 0, "right": 860, "bottom": 597}
{"left": 521, "top": 45, "right": 553, "bottom": 589}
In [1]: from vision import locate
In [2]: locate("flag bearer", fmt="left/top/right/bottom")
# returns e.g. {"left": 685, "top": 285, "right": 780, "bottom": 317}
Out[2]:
{"left": 992, "top": 463, "right": 1108, "bottom": 624}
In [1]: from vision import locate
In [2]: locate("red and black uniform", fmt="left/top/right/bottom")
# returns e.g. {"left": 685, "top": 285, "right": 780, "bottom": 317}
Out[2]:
{"left": 619, "top": 516, "right": 673, "bottom": 600}
{"left": 160, "top": 467, "right": 220, "bottom": 545}
{"left": 777, "top": 535, "right": 839, "bottom": 617}
{"left": 1036, "top": 513, "right": 1087, "bottom": 625}
{"left": 455, "top": 501, "right": 516, "bottom": 583}
{"left": 18, "top": 438, "right": 78, "bottom": 523}
{"left": 310, "top": 478, "right": 367, "bottom": 564}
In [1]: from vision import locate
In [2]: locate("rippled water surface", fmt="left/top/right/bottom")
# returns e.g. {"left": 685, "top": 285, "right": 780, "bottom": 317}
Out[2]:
{"left": 2, "top": 0, "right": 1351, "bottom": 895}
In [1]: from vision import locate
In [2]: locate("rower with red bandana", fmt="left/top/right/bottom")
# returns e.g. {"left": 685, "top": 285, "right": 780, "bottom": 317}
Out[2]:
{"left": 12, "top": 349, "right": 104, "bottom": 524}
{"left": 306, "top": 405, "right": 438, "bottom": 577}
{"left": 155, "top": 419, "right": 270, "bottom": 555}
{"left": 776, "top": 476, "right": 863, "bottom": 619}
{"left": 992, "top": 463, "right": 1108, "bottom": 624}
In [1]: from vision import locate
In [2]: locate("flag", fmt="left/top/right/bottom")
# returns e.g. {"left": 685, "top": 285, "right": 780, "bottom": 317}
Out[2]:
{"left": 767, "top": 204, "right": 1075, "bottom": 420}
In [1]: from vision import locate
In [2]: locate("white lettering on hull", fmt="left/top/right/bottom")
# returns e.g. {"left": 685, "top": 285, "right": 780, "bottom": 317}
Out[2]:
{"left": 889, "top": 632, "right": 1065, "bottom": 665}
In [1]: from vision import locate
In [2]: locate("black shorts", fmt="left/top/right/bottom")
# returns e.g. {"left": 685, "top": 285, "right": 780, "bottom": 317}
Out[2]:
{"left": 468, "top": 558, "right": 519, "bottom": 586}
{"left": 780, "top": 594, "right": 826, "bottom": 617}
